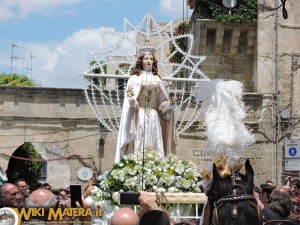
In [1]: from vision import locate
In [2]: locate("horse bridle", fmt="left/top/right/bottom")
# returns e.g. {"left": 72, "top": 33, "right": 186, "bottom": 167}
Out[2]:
{"left": 212, "top": 174, "right": 263, "bottom": 225}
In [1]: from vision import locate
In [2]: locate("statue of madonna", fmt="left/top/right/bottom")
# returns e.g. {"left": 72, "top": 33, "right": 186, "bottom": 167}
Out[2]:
{"left": 115, "top": 41, "right": 177, "bottom": 163}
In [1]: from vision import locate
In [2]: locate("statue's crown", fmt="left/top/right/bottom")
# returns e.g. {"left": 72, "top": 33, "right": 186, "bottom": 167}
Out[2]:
{"left": 138, "top": 39, "right": 156, "bottom": 56}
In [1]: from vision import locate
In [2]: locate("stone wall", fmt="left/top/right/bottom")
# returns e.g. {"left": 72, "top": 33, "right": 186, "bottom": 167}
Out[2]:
{"left": 191, "top": 20, "right": 256, "bottom": 91}
{"left": 0, "top": 87, "right": 110, "bottom": 189}
{"left": 255, "top": 0, "right": 300, "bottom": 182}
{"left": 0, "top": 86, "right": 267, "bottom": 188}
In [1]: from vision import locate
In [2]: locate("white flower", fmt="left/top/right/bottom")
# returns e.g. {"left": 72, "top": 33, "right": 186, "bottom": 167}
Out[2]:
{"left": 168, "top": 187, "right": 179, "bottom": 192}
{"left": 96, "top": 150, "right": 202, "bottom": 201}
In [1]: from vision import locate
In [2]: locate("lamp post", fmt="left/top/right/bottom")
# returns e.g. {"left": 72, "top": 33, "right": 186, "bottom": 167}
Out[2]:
{"left": 186, "top": 0, "right": 189, "bottom": 22}
{"left": 98, "top": 123, "right": 108, "bottom": 159}
{"left": 183, "top": 0, "right": 185, "bottom": 22}
{"left": 99, "top": 136, "right": 105, "bottom": 157}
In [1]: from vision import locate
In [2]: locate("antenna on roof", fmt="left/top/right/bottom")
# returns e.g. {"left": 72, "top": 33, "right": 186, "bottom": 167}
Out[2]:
{"left": 11, "top": 44, "right": 25, "bottom": 74}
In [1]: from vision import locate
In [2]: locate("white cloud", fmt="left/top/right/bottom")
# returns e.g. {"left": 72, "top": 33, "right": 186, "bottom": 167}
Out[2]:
{"left": 18, "top": 0, "right": 82, "bottom": 17}
{"left": 0, "top": 0, "right": 83, "bottom": 21}
{"left": 158, "top": 0, "right": 193, "bottom": 20}
{"left": 0, "top": 27, "right": 135, "bottom": 88}
{"left": 0, "top": 6, "right": 15, "bottom": 22}
{"left": 34, "top": 27, "right": 118, "bottom": 88}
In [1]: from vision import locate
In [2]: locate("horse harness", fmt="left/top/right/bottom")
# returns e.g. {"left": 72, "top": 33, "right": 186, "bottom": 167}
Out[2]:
{"left": 213, "top": 174, "right": 264, "bottom": 225}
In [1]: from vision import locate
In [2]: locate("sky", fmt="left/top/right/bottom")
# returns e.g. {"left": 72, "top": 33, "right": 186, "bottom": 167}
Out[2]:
{"left": 0, "top": 0, "right": 192, "bottom": 88}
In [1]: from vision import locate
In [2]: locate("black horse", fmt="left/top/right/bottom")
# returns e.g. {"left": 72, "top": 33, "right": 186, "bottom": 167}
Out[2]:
{"left": 208, "top": 159, "right": 262, "bottom": 225}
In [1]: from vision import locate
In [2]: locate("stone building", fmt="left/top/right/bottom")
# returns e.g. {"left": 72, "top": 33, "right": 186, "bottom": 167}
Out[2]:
{"left": 254, "top": 0, "right": 300, "bottom": 182}
{"left": 0, "top": 0, "right": 299, "bottom": 189}
{"left": 188, "top": 0, "right": 300, "bottom": 184}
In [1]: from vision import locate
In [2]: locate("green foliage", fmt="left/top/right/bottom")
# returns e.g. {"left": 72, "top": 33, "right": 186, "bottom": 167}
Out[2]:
{"left": 0, "top": 73, "right": 40, "bottom": 86}
{"left": 7, "top": 142, "right": 44, "bottom": 190}
{"left": 195, "top": 0, "right": 257, "bottom": 23}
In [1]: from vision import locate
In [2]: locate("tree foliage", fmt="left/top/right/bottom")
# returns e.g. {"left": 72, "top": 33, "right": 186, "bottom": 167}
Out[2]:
{"left": 194, "top": 0, "right": 257, "bottom": 23}
{"left": 0, "top": 73, "right": 40, "bottom": 87}
{"left": 7, "top": 142, "right": 44, "bottom": 190}
{"left": 89, "top": 61, "right": 107, "bottom": 86}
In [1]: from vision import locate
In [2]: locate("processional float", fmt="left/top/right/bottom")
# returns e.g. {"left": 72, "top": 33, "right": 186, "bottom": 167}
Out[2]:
{"left": 82, "top": 13, "right": 254, "bottom": 223}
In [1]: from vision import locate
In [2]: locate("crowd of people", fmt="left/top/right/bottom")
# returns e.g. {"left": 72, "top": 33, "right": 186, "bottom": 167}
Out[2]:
{"left": 253, "top": 178, "right": 300, "bottom": 223}
{"left": 0, "top": 176, "right": 300, "bottom": 225}
{"left": 0, "top": 180, "right": 171, "bottom": 225}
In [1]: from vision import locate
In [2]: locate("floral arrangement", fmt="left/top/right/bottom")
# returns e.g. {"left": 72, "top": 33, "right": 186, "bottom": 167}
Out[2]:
{"left": 169, "top": 21, "right": 189, "bottom": 63}
{"left": 174, "top": 21, "right": 189, "bottom": 36}
{"left": 94, "top": 150, "right": 202, "bottom": 202}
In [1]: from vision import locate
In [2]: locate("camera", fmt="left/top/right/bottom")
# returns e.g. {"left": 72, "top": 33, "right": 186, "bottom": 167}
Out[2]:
{"left": 118, "top": 192, "right": 140, "bottom": 205}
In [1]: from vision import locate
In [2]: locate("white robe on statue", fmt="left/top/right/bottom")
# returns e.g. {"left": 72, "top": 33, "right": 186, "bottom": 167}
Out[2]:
{"left": 115, "top": 71, "right": 177, "bottom": 163}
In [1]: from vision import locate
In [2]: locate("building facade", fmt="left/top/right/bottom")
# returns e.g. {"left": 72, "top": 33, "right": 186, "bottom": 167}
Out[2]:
{"left": 0, "top": 0, "right": 299, "bottom": 188}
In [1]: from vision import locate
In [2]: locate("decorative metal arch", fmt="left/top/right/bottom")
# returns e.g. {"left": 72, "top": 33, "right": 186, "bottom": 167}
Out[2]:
{"left": 82, "top": 14, "right": 208, "bottom": 139}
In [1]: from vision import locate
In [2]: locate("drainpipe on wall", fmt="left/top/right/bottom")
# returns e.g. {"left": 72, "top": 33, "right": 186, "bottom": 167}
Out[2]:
{"left": 274, "top": 0, "right": 280, "bottom": 186}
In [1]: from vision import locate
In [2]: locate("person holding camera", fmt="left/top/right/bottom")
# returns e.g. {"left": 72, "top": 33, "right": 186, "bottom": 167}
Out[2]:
{"left": 137, "top": 191, "right": 184, "bottom": 225}
{"left": 260, "top": 179, "right": 276, "bottom": 207}
{"left": 137, "top": 191, "right": 160, "bottom": 217}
